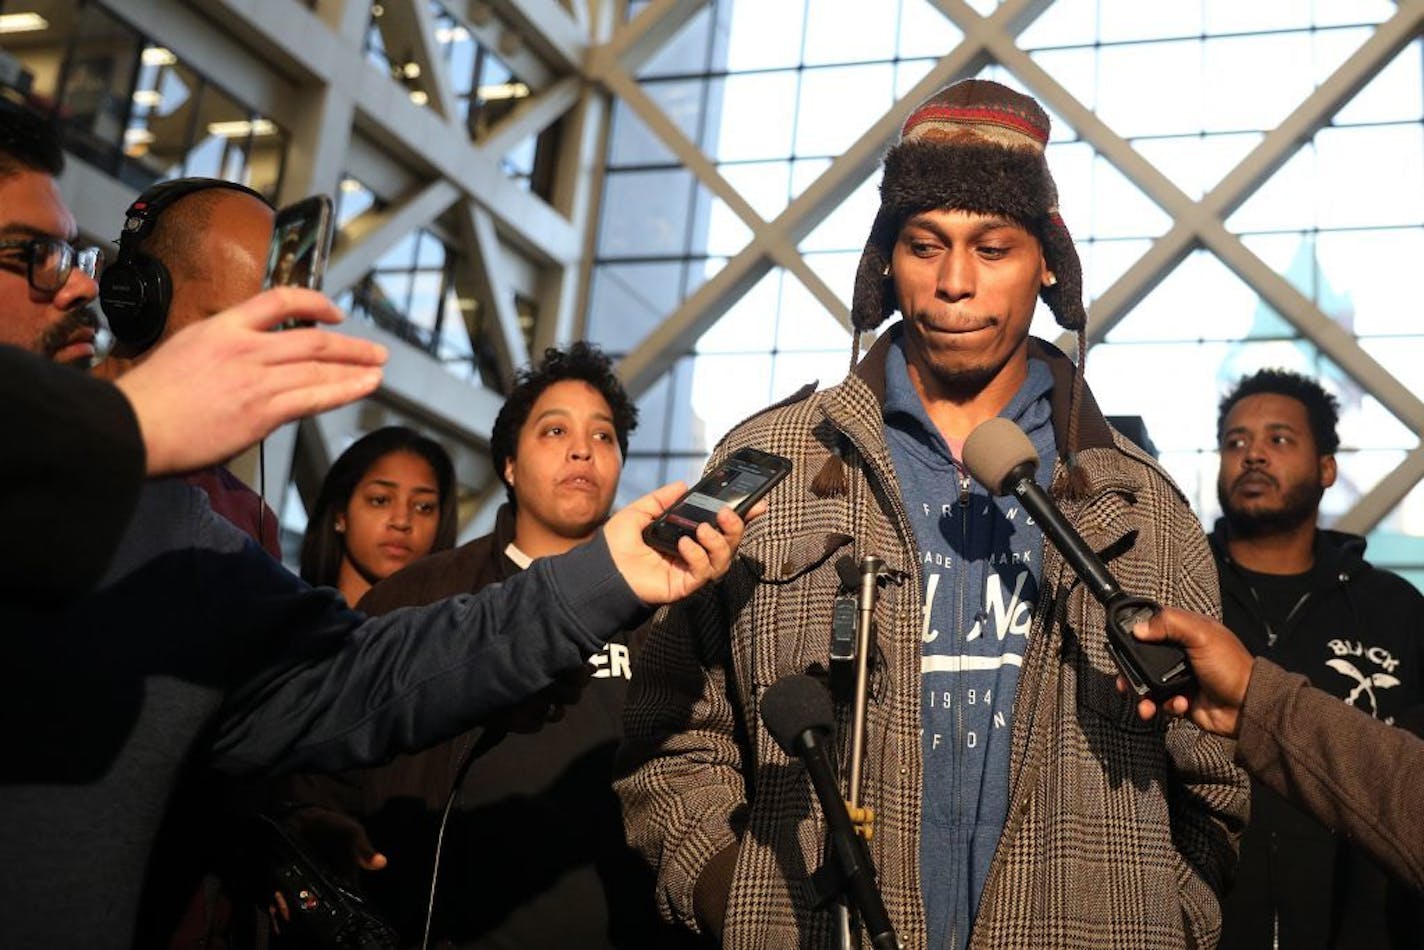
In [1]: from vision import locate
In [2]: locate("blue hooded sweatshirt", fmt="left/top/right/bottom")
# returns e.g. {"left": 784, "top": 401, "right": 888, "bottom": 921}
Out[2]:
{"left": 881, "top": 325, "right": 1056, "bottom": 950}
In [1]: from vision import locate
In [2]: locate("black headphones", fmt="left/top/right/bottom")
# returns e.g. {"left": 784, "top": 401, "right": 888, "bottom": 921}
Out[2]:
{"left": 99, "top": 177, "right": 271, "bottom": 354}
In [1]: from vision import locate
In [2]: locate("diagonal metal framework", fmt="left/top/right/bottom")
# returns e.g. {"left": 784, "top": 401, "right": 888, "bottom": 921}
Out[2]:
{"left": 54, "top": 0, "right": 1422, "bottom": 542}
{"left": 593, "top": 0, "right": 1424, "bottom": 537}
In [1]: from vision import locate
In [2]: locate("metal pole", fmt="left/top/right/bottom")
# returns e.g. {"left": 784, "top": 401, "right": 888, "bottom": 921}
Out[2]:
{"left": 836, "top": 554, "right": 884, "bottom": 949}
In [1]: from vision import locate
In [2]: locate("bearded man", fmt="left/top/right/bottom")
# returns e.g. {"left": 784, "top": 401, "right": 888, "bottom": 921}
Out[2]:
{"left": 1211, "top": 368, "right": 1424, "bottom": 949}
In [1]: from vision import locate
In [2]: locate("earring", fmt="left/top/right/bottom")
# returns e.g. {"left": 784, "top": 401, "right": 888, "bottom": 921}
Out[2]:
{"left": 882, "top": 263, "right": 892, "bottom": 279}
{"left": 335, "top": 522, "right": 345, "bottom": 534}
{"left": 1044, "top": 272, "right": 1058, "bottom": 287}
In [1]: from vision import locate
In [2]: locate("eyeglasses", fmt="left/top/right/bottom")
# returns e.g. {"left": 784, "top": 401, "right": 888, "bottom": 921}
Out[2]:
{"left": 0, "top": 237, "right": 101, "bottom": 294}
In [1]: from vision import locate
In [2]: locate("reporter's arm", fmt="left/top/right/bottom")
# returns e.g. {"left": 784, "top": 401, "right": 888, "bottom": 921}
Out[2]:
{"left": 211, "top": 529, "right": 650, "bottom": 775}
{"left": 1132, "top": 607, "right": 1424, "bottom": 892}
{"left": 1237, "top": 658, "right": 1424, "bottom": 893}
{"left": 212, "top": 483, "right": 750, "bottom": 776}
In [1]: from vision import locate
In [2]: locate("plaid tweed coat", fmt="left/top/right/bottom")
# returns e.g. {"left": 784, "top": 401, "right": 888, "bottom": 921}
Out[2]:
{"left": 616, "top": 331, "right": 1248, "bottom": 949}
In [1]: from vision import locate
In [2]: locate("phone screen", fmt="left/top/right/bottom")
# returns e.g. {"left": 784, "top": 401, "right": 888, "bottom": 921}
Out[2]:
{"left": 663, "top": 462, "right": 774, "bottom": 530}
{"left": 643, "top": 448, "right": 790, "bottom": 554}
{"left": 264, "top": 195, "right": 333, "bottom": 292}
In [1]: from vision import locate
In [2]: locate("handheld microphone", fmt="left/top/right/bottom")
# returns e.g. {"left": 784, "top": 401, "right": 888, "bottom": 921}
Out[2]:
{"left": 961, "top": 418, "right": 1193, "bottom": 700}
{"left": 761, "top": 675, "right": 902, "bottom": 950}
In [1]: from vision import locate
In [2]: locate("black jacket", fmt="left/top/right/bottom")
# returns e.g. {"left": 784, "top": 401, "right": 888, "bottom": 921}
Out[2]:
{"left": 0, "top": 483, "right": 647, "bottom": 947}
{"left": 0, "top": 345, "right": 144, "bottom": 604}
{"left": 1211, "top": 523, "right": 1424, "bottom": 949}
{"left": 286, "top": 505, "right": 695, "bottom": 949}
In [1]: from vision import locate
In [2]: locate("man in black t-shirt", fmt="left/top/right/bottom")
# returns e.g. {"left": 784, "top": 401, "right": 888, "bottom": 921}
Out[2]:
{"left": 1210, "top": 369, "right": 1424, "bottom": 950}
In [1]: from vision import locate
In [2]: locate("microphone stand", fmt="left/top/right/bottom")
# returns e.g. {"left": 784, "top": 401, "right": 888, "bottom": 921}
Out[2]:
{"left": 834, "top": 555, "right": 887, "bottom": 950}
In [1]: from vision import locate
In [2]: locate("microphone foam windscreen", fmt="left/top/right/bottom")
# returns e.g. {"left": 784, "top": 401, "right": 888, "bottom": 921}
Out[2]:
{"left": 760, "top": 674, "right": 834, "bottom": 755}
{"left": 962, "top": 417, "right": 1038, "bottom": 496}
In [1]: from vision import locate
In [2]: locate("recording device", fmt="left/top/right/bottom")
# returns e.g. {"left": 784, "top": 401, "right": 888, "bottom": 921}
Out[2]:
{"left": 265, "top": 194, "right": 334, "bottom": 328}
{"left": 961, "top": 418, "right": 1194, "bottom": 701}
{"left": 761, "top": 675, "right": 902, "bottom": 950}
{"left": 642, "top": 447, "right": 791, "bottom": 555}
{"left": 829, "top": 557, "right": 862, "bottom": 697}
{"left": 829, "top": 595, "right": 858, "bottom": 696}
{"left": 257, "top": 813, "right": 398, "bottom": 950}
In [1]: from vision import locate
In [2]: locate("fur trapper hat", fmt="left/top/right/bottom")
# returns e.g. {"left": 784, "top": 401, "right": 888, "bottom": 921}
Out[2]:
{"left": 850, "top": 79, "right": 1086, "bottom": 335}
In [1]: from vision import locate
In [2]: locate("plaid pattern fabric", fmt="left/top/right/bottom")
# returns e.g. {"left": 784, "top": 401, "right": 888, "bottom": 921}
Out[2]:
{"left": 616, "top": 336, "right": 1247, "bottom": 949}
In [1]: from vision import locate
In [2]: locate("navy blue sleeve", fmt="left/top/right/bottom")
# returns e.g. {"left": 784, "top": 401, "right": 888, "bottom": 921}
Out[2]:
{"left": 207, "top": 526, "right": 650, "bottom": 777}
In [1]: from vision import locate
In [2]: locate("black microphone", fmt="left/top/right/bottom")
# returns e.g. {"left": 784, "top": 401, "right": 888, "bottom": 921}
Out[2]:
{"left": 961, "top": 418, "right": 1193, "bottom": 699}
{"left": 760, "top": 675, "right": 902, "bottom": 950}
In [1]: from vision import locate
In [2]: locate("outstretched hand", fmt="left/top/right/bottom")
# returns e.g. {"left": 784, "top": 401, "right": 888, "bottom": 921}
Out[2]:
{"left": 1120, "top": 606, "right": 1253, "bottom": 738}
{"left": 115, "top": 287, "right": 387, "bottom": 476}
{"left": 602, "top": 482, "right": 766, "bottom": 605}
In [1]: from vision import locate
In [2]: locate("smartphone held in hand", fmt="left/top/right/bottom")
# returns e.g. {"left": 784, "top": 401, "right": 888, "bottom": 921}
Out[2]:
{"left": 266, "top": 194, "right": 334, "bottom": 328}
{"left": 643, "top": 447, "right": 791, "bottom": 555}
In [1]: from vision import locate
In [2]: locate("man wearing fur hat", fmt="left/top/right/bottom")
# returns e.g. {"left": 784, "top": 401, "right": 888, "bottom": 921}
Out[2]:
{"left": 616, "top": 79, "right": 1248, "bottom": 950}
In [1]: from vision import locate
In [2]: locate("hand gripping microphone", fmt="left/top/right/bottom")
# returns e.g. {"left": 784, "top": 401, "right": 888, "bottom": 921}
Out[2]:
{"left": 961, "top": 418, "right": 1194, "bottom": 700}
{"left": 761, "top": 675, "right": 902, "bottom": 950}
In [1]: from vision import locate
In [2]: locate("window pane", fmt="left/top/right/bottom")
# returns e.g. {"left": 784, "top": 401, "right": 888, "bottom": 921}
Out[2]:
{"left": 688, "top": 352, "right": 774, "bottom": 447}
{"left": 374, "top": 272, "right": 413, "bottom": 314}
{"left": 800, "top": 249, "right": 862, "bottom": 313}
{"left": 1019, "top": 0, "right": 1099, "bottom": 48}
{"left": 897, "top": 1, "right": 963, "bottom": 59}
{"left": 667, "top": 355, "right": 713, "bottom": 453}
{"left": 691, "top": 184, "right": 753, "bottom": 256}
{"left": 627, "top": 371, "right": 673, "bottom": 456}
{"left": 1081, "top": 237, "right": 1152, "bottom": 301}
{"left": 416, "top": 231, "right": 446, "bottom": 269}
{"left": 802, "top": 0, "right": 897, "bottom": 65}
{"left": 1094, "top": 41, "right": 1203, "bottom": 137}
{"left": 798, "top": 169, "right": 879, "bottom": 254}
{"left": 587, "top": 261, "right": 685, "bottom": 352}
{"left": 609, "top": 82, "right": 699, "bottom": 165}
{"left": 795, "top": 63, "right": 896, "bottom": 157}
{"left": 776, "top": 271, "right": 853, "bottom": 353}
{"left": 771, "top": 351, "right": 847, "bottom": 399}
{"left": 57, "top": 10, "right": 141, "bottom": 162}
{"left": 697, "top": 269, "right": 779, "bottom": 354}
{"left": 1335, "top": 41, "right": 1423, "bottom": 125}
{"left": 709, "top": 72, "right": 798, "bottom": 162}
{"left": 1317, "top": 228, "right": 1424, "bottom": 336}
{"left": 1316, "top": 125, "right": 1424, "bottom": 229}
{"left": 725, "top": 0, "right": 806, "bottom": 71}
{"left": 721, "top": 161, "right": 793, "bottom": 220}
{"left": 378, "top": 231, "right": 419, "bottom": 269}
{"left": 597, "top": 168, "right": 695, "bottom": 257}
{"left": 1203, "top": 31, "right": 1351, "bottom": 134}
{"left": 1088, "top": 340, "right": 1237, "bottom": 452}
{"left": 1097, "top": 0, "right": 1201, "bottom": 42}
{"left": 2, "top": 2, "right": 84, "bottom": 105}
{"left": 1031, "top": 48, "right": 1098, "bottom": 112}
{"left": 1103, "top": 250, "right": 1263, "bottom": 343}
{"left": 407, "top": 271, "right": 445, "bottom": 333}
{"left": 1085, "top": 155, "right": 1173, "bottom": 239}
{"left": 1131, "top": 132, "right": 1261, "bottom": 200}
